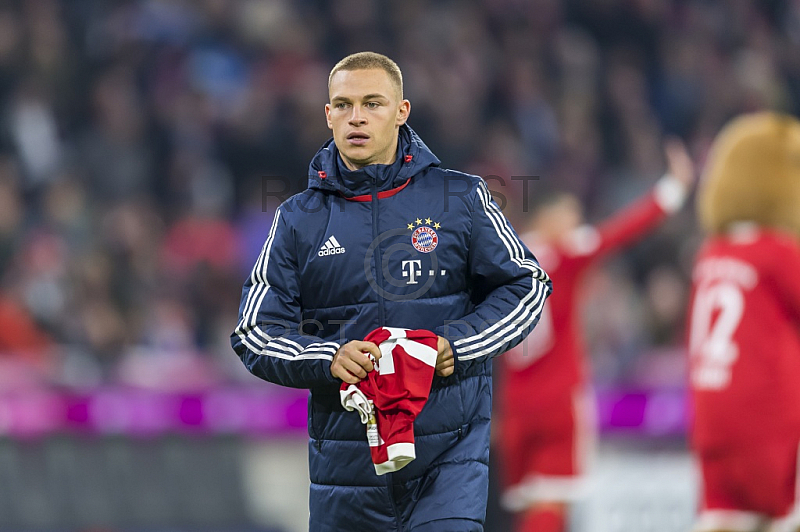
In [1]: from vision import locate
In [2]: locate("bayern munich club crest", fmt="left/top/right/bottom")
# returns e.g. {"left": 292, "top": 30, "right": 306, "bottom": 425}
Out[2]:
{"left": 408, "top": 217, "right": 441, "bottom": 253}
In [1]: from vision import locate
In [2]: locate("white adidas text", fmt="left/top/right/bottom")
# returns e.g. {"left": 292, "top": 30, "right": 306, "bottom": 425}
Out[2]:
{"left": 319, "top": 235, "right": 346, "bottom": 257}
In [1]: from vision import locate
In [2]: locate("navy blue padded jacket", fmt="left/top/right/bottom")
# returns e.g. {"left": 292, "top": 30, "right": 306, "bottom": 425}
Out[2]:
{"left": 231, "top": 125, "right": 551, "bottom": 531}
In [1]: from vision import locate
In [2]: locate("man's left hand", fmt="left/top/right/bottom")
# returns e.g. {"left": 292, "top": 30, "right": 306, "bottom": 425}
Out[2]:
{"left": 435, "top": 336, "right": 454, "bottom": 377}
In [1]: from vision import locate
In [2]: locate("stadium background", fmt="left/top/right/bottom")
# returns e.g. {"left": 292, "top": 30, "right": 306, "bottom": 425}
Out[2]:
{"left": 0, "top": 0, "right": 796, "bottom": 530}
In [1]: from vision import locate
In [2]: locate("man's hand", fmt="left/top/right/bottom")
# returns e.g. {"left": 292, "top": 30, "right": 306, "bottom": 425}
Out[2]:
{"left": 664, "top": 137, "right": 696, "bottom": 189}
{"left": 331, "top": 340, "right": 381, "bottom": 384}
{"left": 435, "top": 336, "right": 454, "bottom": 377}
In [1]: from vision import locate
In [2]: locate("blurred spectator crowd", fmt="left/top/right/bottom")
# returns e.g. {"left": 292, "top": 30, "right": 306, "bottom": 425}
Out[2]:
{"left": 0, "top": 0, "right": 797, "bottom": 391}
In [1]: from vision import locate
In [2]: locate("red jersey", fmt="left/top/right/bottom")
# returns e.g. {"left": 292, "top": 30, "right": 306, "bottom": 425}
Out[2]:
{"left": 688, "top": 226, "right": 800, "bottom": 450}
{"left": 499, "top": 178, "right": 683, "bottom": 409}
{"left": 340, "top": 327, "right": 439, "bottom": 475}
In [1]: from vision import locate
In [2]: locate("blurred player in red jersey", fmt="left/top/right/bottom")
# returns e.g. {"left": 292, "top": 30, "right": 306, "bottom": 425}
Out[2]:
{"left": 495, "top": 139, "right": 695, "bottom": 532}
{"left": 688, "top": 113, "right": 800, "bottom": 532}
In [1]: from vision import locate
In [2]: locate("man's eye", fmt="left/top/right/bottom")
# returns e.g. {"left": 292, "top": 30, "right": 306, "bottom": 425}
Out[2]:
{"left": 366, "top": 102, "right": 379, "bottom": 109}
{"left": 335, "top": 103, "right": 348, "bottom": 109}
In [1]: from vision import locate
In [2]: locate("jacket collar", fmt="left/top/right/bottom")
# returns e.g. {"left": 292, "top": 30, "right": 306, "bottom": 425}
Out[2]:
{"left": 307, "top": 124, "right": 441, "bottom": 198}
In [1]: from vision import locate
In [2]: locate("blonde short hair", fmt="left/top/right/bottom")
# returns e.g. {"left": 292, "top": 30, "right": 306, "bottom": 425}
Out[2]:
{"left": 328, "top": 51, "right": 403, "bottom": 99}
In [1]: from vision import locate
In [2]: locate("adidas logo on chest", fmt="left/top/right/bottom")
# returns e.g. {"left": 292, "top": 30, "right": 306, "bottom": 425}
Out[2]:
{"left": 318, "top": 235, "right": 346, "bottom": 257}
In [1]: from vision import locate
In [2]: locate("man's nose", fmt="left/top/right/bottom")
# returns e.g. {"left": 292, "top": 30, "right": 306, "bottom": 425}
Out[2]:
{"left": 349, "top": 106, "right": 366, "bottom": 126}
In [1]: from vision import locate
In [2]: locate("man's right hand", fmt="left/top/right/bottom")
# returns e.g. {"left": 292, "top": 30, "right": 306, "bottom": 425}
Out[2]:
{"left": 330, "top": 340, "right": 382, "bottom": 384}
{"left": 663, "top": 137, "right": 696, "bottom": 189}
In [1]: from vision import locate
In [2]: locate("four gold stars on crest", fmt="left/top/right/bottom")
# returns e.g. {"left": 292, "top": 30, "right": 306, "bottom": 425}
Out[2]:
{"left": 407, "top": 217, "right": 442, "bottom": 230}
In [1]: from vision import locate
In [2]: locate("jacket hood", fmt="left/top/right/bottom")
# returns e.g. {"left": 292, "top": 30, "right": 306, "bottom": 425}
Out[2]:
{"left": 307, "top": 124, "right": 441, "bottom": 198}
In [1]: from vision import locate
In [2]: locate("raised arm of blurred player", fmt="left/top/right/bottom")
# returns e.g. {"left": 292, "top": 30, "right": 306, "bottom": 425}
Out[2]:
{"left": 497, "top": 139, "right": 696, "bottom": 532}
{"left": 560, "top": 138, "right": 695, "bottom": 266}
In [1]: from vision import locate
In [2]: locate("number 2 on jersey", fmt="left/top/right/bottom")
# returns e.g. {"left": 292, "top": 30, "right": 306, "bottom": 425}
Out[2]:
{"left": 689, "top": 281, "right": 744, "bottom": 390}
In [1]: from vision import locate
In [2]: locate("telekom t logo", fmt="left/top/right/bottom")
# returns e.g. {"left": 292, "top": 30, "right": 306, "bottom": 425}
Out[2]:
{"left": 401, "top": 260, "right": 422, "bottom": 285}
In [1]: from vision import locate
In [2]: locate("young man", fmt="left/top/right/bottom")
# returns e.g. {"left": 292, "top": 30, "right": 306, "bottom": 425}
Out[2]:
{"left": 231, "top": 52, "right": 551, "bottom": 531}
{"left": 688, "top": 112, "right": 800, "bottom": 532}
{"left": 495, "top": 140, "right": 694, "bottom": 532}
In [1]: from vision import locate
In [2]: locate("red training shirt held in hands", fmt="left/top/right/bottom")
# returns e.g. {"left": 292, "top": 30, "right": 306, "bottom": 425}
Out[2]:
{"left": 340, "top": 327, "right": 439, "bottom": 475}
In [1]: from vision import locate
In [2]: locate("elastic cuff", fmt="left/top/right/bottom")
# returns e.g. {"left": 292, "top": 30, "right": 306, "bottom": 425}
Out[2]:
{"left": 321, "top": 342, "right": 344, "bottom": 385}
{"left": 653, "top": 173, "right": 688, "bottom": 213}
{"left": 322, "top": 362, "right": 338, "bottom": 385}
{"left": 373, "top": 442, "right": 416, "bottom": 475}
{"left": 387, "top": 442, "right": 415, "bottom": 462}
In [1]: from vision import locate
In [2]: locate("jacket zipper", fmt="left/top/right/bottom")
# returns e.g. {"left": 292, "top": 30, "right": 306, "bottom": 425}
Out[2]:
{"left": 386, "top": 474, "right": 403, "bottom": 531}
{"left": 371, "top": 175, "right": 386, "bottom": 328}
{"left": 372, "top": 176, "right": 398, "bottom": 528}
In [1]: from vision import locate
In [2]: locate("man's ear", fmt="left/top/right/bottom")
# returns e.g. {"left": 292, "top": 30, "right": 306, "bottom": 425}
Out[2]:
{"left": 325, "top": 103, "right": 333, "bottom": 130}
{"left": 396, "top": 99, "right": 411, "bottom": 126}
